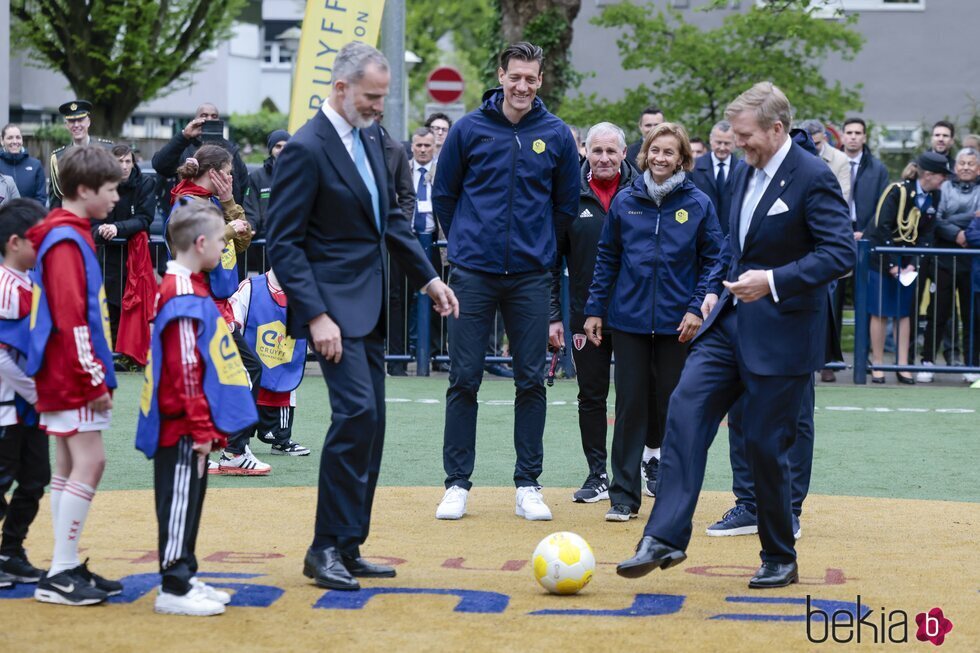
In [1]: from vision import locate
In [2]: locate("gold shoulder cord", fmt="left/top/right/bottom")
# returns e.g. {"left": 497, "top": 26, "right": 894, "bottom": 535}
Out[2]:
{"left": 873, "top": 182, "right": 918, "bottom": 243}
{"left": 49, "top": 152, "right": 62, "bottom": 200}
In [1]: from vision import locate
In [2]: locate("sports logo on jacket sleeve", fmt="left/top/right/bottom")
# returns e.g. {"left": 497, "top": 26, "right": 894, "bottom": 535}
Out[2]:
{"left": 255, "top": 320, "right": 296, "bottom": 369}
{"left": 675, "top": 209, "right": 688, "bottom": 224}
{"left": 532, "top": 139, "right": 546, "bottom": 154}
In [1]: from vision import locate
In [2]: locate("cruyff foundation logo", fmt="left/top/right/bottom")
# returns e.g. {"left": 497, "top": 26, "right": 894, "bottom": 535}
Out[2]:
{"left": 915, "top": 608, "right": 953, "bottom": 646}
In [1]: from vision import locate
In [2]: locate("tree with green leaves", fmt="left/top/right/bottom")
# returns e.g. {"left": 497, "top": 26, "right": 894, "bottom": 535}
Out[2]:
{"left": 11, "top": 0, "right": 247, "bottom": 136}
{"left": 561, "top": 0, "right": 864, "bottom": 138}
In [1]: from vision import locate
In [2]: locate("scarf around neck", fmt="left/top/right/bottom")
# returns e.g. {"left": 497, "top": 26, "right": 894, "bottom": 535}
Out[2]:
{"left": 643, "top": 170, "right": 686, "bottom": 206}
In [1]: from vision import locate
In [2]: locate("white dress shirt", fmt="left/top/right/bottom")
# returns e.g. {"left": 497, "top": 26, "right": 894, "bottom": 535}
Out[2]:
{"left": 321, "top": 103, "right": 376, "bottom": 187}
{"left": 740, "top": 136, "right": 793, "bottom": 302}
{"left": 412, "top": 160, "right": 436, "bottom": 234}
{"left": 710, "top": 152, "right": 730, "bottom": 185}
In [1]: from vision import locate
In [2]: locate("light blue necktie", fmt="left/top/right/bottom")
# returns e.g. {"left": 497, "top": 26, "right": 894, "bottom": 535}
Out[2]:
{"left": 738, "top": 168, "right": 767, "bottom": 249}
{"left": 351, "top": 127, "right": 381, "bottom": 230}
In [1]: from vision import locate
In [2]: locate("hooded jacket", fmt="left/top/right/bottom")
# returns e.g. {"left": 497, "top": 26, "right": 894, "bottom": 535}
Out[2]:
{"left": 432, "top": 88, "right": 580, "bottom": 274}
{"left": 151, "top": 132, "right": 250, "bottom": 205}
{"left": 0, "top": 149, "right": 46, "bottom": 204}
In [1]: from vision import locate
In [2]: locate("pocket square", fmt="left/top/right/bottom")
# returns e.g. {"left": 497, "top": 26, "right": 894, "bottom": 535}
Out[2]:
{"left": 767, "top": 198, "right": 789, "bottom": 216}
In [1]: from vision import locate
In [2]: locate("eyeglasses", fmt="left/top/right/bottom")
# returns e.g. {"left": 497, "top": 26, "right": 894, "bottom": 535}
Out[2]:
{"left": 430, "top": 126, "right": 449, "bottom": 133}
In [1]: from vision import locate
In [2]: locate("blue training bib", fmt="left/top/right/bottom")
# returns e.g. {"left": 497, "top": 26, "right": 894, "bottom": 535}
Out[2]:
{"left": 166, "top": 197, "right": 239, "bottom": 299}
{"left": 135, "top": 294, "right": 258, "bottom": 458}
{"left": 243, "top": 275, "right": 307, "bottom": 393}
{"left": 27, "top": 226, "right": 116, "bottom": 390}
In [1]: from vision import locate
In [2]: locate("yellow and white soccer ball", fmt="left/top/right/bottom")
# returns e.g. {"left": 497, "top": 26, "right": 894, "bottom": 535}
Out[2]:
{"left": 532, "top": 531, "right": 596, "bottom": 595}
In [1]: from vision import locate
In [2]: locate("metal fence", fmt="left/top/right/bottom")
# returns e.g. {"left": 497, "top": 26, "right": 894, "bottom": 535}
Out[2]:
{"left": 100, "top": 235, "right": 574, "bottom": 376}
{"left": 853, "top": 240, "right": 979, "bottom": 384}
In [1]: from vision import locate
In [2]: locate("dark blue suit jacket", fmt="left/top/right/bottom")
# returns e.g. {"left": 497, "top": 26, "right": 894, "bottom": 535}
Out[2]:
{"left": 265, "top": 110, "right": 437, "bottom": 339}
{"left": 689, "top": 153, "right": 745, "bottom": 236}
{"left": 699, "top": 141, "right": 856, "bottom": 376}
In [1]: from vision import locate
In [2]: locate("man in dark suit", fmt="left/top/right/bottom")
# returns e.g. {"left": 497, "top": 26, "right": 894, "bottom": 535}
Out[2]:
{"left": 625, "top": 106, "right": 665, "bottom": 167}
{"left": 615, "top": 82, "right": 855, "bottom": 589}
{"left": 690, "top": 120, "right": 744, "bottom": 236}
{"left": 265, "top": 41, "right": 458, "bottom": 592}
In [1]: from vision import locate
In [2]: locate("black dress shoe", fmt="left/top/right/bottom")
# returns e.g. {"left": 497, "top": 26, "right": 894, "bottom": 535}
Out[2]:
{"left": 342, "top": 556, "right": 396, "bottom": 578}
{"left": 303, "top": 547, "right": 360, "bottom": 591}
{"left": 896, "top": 372, "right": 915, "bottom": 385}
{"left": 616, "top": 536, "right": 687, "bottom": 579}
{"left": 871, "top": 373, "right": 886, "bottom": 384}
{"left": 748, "top": 561, "right": 799, "bottom": 589}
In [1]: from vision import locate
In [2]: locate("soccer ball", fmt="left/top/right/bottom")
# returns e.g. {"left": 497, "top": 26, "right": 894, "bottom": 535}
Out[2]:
{"left": 532, "top": 531, "right": 596, "bottom": 595}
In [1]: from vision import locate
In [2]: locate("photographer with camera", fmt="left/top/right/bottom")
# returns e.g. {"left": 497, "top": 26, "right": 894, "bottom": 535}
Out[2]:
{"left": 151, "top": 103, "right": 250, "bottom": 204}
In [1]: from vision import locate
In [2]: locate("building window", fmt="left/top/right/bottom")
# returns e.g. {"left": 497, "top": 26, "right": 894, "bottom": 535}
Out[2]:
{"left": 262, "top": 20, "right": 299, "bottom": 70}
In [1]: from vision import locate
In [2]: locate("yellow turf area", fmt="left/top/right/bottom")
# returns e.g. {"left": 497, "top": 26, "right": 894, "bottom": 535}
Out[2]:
{"left": 1, "top": 487, "right": 977, "bottom": 652}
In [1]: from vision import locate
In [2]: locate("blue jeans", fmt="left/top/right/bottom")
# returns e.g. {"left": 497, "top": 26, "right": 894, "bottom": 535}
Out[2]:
{"left": 443, "top": 267, "right": 550, "bottom": 489}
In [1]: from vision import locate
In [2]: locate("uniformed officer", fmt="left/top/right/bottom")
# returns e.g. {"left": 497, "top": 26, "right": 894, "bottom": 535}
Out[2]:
{"left": 48, "top": 100, "right": 114, "bottom": 206}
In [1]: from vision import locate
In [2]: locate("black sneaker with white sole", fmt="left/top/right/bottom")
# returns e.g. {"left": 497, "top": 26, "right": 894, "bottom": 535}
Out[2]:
{"left": 0, "top": 569, "right": 14, "bottom": 587}
{"left": 643, "top": 457, "right": 660, "bottom": 497}
{"left": 270, "top": 440, "right": 311, "bottom": 456}
{"left": 572, "top": 474, "right": 609, "bottom": 503}
{"left": 0, "top": 552, "right": 44, "bottom": 583}
{"left": 605, "top": 503, "right": 638, "bottom": 522}
{"left": 74, "top": 559, "right": 123, "bottom": 596}
{"left": 34, "top": 568, "right": 108, "bottom": 605}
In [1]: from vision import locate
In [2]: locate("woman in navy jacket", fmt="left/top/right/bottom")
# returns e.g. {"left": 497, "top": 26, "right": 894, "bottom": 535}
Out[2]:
{"left": 584, "top": 122, "right": 723, "bottom": 522}
{"left": 0, "top": 124, "right": 46, "bottom": 204}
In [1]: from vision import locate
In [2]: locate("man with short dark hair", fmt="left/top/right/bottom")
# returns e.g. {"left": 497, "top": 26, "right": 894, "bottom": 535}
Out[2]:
{"left": 433, "top": 41, "right": 579, "bottom": 522}
{"left": 931, "top": 120, "right": 956, "bottom": 168}
{"left": 424, "top": 112, "right": 453, "bottom": 159}
{"left": 152, "top": 103, "right": 250, "bottom": 204}
{"left": 690, "top": 120, "right": 745, "bottom": 236}
{"left": 625, "top": 106, "right": 665, "bottom": 166}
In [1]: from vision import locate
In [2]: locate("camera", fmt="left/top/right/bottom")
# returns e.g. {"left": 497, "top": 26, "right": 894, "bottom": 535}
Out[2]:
{"left": 201, "top": 119, "right": 225, "bottom": 142}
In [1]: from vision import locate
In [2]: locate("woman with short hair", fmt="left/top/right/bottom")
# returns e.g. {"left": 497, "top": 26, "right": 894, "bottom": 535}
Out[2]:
{"left": 0, "top": 124, "right": 46, "bottom": 204}
{"left": 584, "top": 122, "right": 724, "bottom": 522}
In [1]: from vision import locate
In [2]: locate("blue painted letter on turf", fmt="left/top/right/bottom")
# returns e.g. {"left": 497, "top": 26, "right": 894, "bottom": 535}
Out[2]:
{"left": 710, "top": 596, "right": 870, "bottom": 621}
{"left": 530, "top": 593, "right": 684, "bottom": 617}
{"left": 314, "top": 587, "right": 509, "bottom": 614}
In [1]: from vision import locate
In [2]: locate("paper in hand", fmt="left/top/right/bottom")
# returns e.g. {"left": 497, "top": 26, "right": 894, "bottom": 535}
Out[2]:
{"left": 899, "top": 269, "right": 918, "bottom": 287}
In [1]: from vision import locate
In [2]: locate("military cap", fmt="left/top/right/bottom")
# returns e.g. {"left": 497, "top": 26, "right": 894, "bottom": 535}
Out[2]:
{"left": 59, "top": 100, "right": 92, "bottom": 119}
{"left": 916, "top": 151, "right": 951, "bottom": 175}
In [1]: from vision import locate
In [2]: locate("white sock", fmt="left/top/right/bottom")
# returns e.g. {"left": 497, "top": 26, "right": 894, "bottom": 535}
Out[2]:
{"left": 642, "top": 447, "right": 661, "bottom": 463}
{"left": 49, "top": 480, "right": 95, "bottom": 575}
{"left": 48, "top": 475, "right": 68, "bottom": 560}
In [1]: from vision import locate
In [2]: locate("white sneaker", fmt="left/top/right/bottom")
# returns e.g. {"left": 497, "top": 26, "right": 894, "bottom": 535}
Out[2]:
{"left": 915, "top": 361, "right": 935, "bottom": 383}
{"left": 154, "top": 586, "right": 225, "bottom": 616}
{"left": 436, "top": 486, "right": 468, "bottom": 520}
{"left": 218, "top": 445, "right": 271, "bottom": 476}
{"left": 190, "top": 577, "right": 231, "bottom": 605}
{"left": 963, "top": 373, "right": 980, "bottom": 384}
{"left": 515, "top": 486, "right": 552, "bottom": 521}
{"left": 206, "top": 459, "right": 221, "bottom": 475}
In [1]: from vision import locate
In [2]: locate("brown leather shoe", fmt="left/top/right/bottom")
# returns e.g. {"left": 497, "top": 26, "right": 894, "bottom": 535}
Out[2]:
{"left": 820, "top": 369, "right": 836, "bottom": 383}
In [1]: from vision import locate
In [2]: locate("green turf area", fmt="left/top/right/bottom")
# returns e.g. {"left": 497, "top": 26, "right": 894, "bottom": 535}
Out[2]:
{"left": 96, "top": 373, "right": 978, "bottom": 501}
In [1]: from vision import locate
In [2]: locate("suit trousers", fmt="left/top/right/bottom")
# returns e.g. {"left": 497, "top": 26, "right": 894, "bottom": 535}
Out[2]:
{"left": 608, "top": 331, "right": 688, "bottom": 511}
{"left": 921, "top": 262, "right": 976, "bottom": 366}
{"left": 155, "top": 436, "right": 207, "bottom": 595}
{"left": 642, "top": 306, "right": 806, "bottom": 564}
{"left": 727, "top": 374, "right": 815, "bottom": 517}
{"left": 443, "top": 267, "right": 550, "bottom": 490}
{"left": 312, "top": 325, "right": 386, "bottom": 559}
{"left": 0, "top": 424, "right": 50, "bottom": 556}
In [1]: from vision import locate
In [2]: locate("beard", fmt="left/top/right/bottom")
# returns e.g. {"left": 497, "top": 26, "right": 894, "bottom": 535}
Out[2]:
{"left": 343, "top": 93, "right": 376, "bottom": 129}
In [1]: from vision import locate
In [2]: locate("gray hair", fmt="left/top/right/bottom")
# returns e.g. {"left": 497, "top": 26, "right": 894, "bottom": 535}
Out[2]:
{"left": 412, "top": 127, "right": 433, "bottom": 140}
{"left": 585, "top": 122, "right": 627, "bottom": 151}
{"left": 798, "top": 119, "right": 826, "bottom": 137}
{"left": 333, "top": 41, "right": 389, "bottom": 85}
{"left": 711, "top": 120, "right": 732, "bottom": 134}
{"left": 725, "top": 81, "right": 793, "bottom": 131}
{"left": 956, "top": 147, "right": 978, "bottom": 161}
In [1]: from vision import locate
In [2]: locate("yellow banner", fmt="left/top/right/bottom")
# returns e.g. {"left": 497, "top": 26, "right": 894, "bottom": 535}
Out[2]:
{"left": 288, "top": 0, "right": 387, "bottom": 133}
